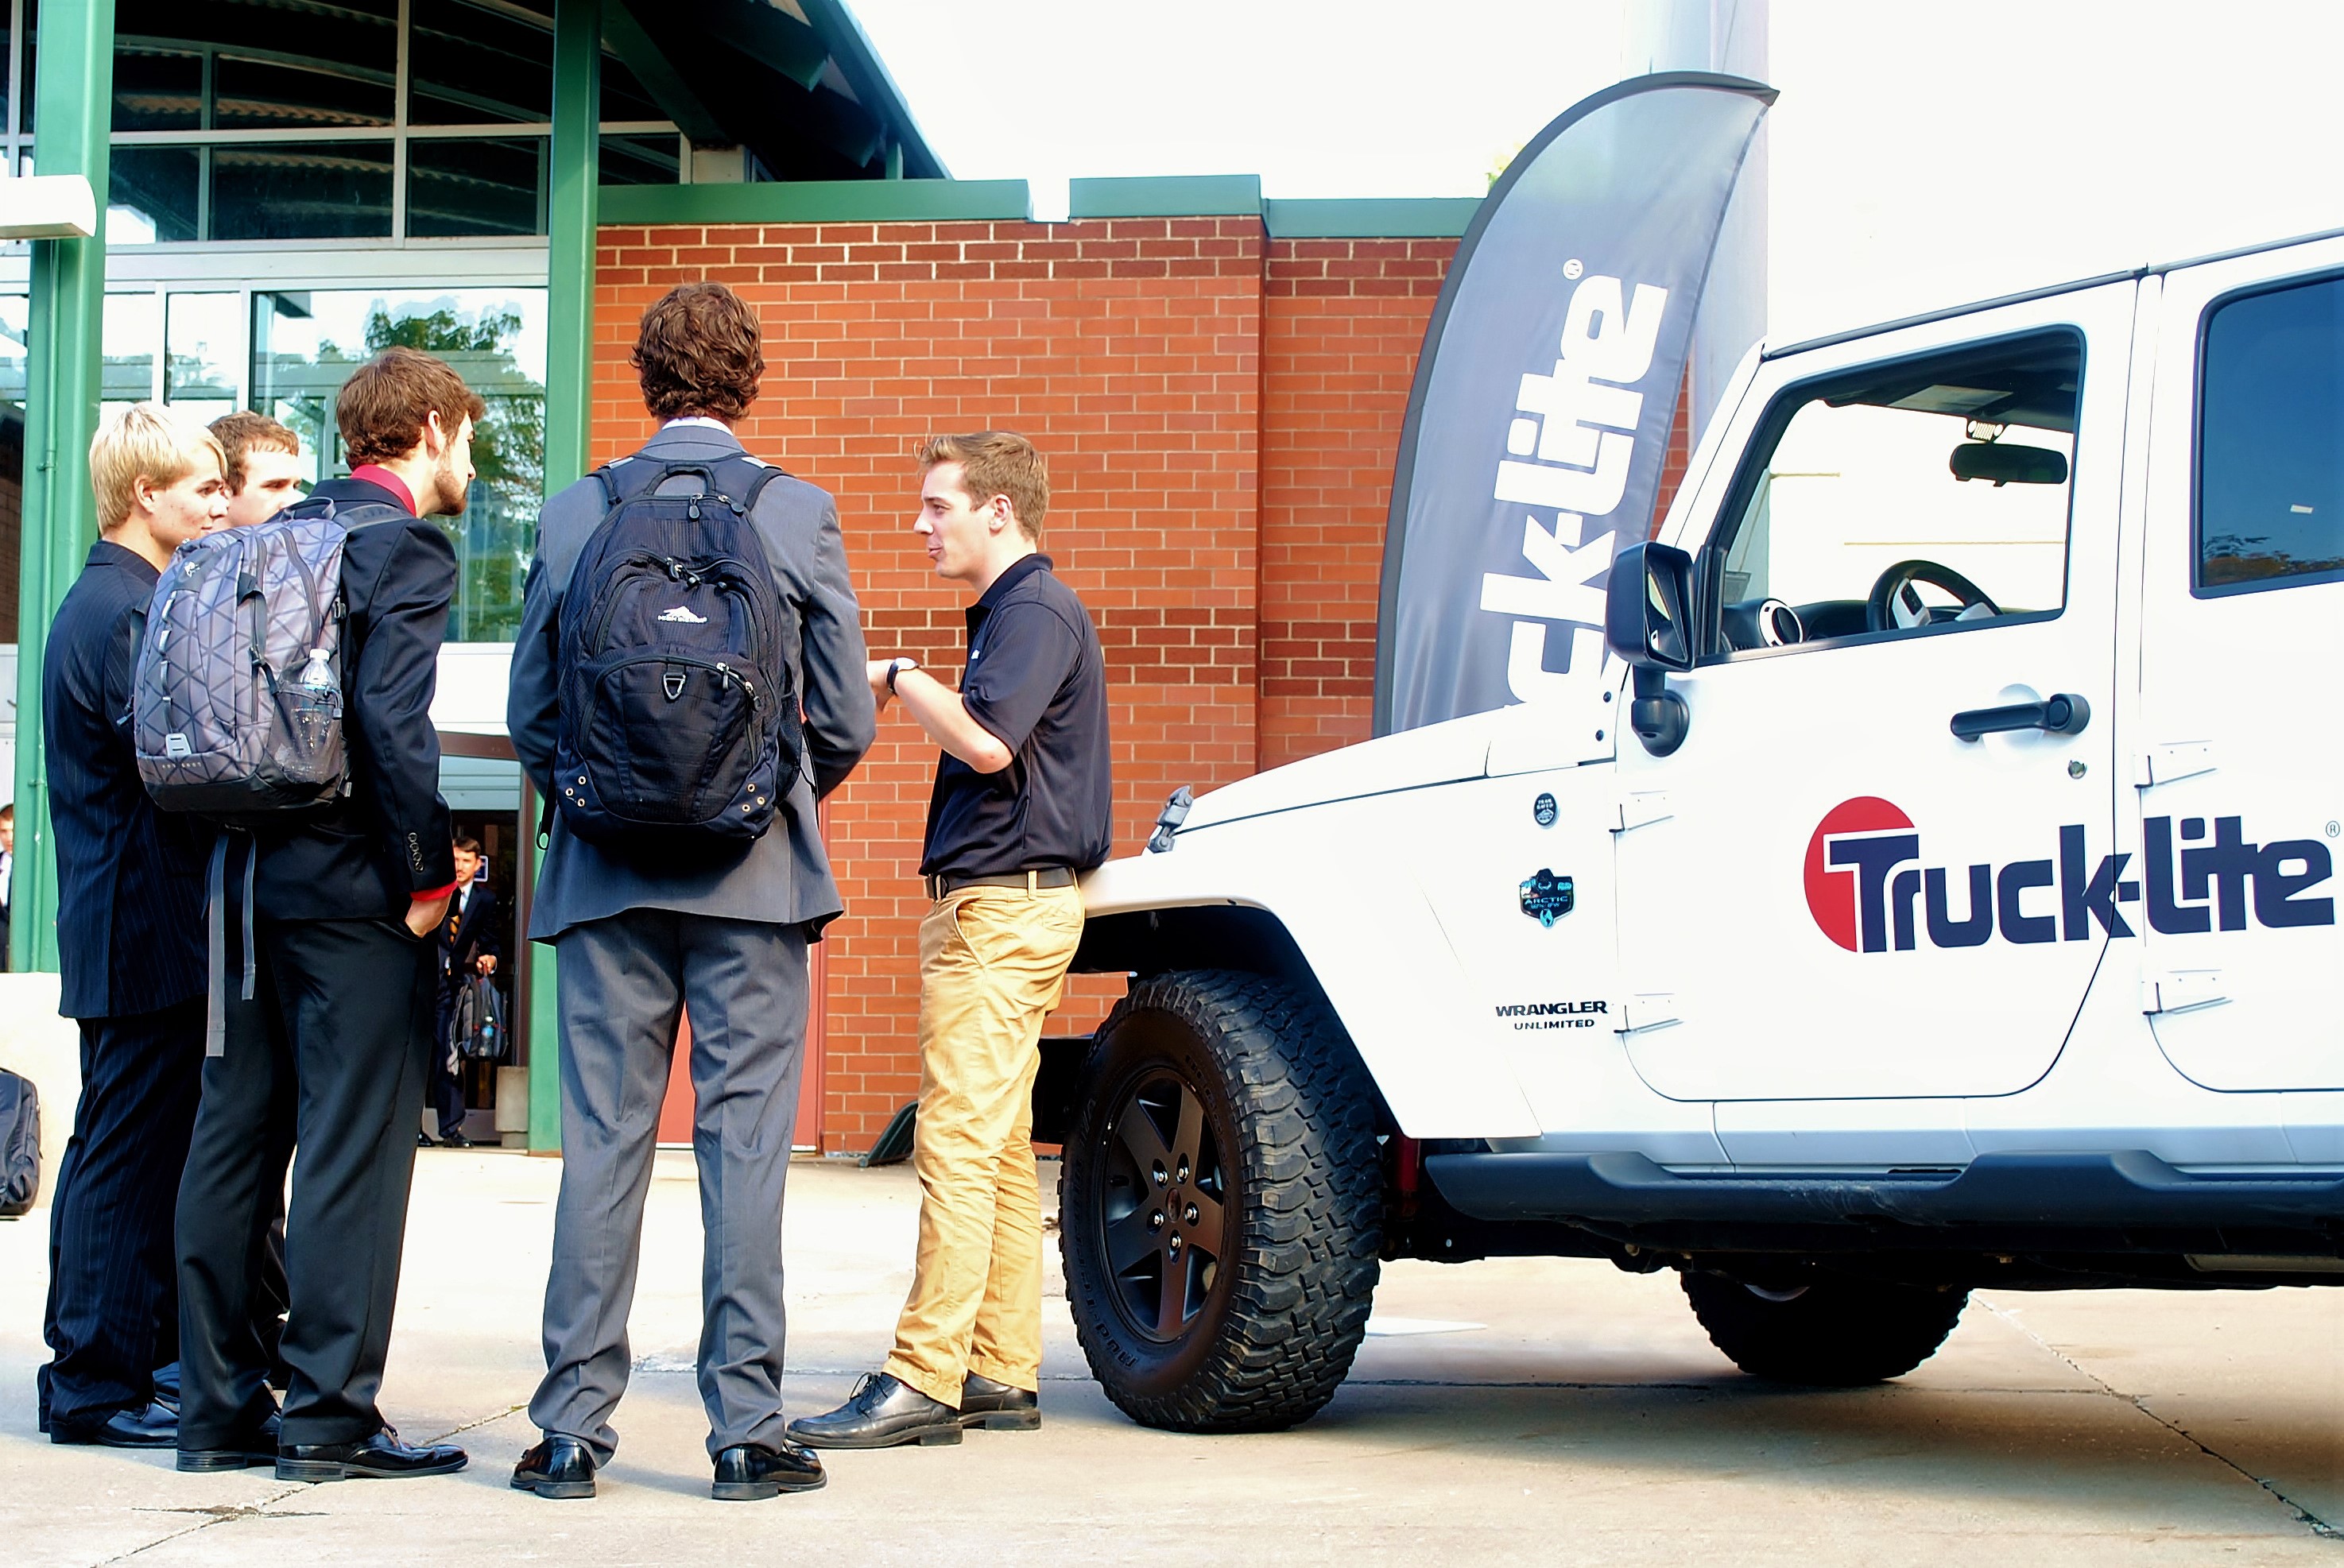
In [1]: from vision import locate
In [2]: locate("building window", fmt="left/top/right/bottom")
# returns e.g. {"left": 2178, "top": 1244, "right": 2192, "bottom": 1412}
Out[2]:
{"left": 0, "top": 1, "right": 683, "bottom": 243}
{"left": 254, "top": 287, "right": 548, "bottom": 641}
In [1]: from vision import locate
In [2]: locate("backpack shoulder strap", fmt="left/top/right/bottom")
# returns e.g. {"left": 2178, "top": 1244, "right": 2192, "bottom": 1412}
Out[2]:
{"left": 738, "top": 461, "right": 788, "bottom": 513}
{"left": 277, "top": 493, "right": 408, "bottom": 532}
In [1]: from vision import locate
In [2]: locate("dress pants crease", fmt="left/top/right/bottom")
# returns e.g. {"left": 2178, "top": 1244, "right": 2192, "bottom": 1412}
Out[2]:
{"left": 175, "top": 966, "right": 297, "bottom": 1447}
{"left": 531, "top": 910, "right": 806, "bottom": 1465}
{"left": 40, "top": 1000, "right": 204, "bottom": 1427}
{"left": 248, "top": 917, "right": 436, "bottom": 1448}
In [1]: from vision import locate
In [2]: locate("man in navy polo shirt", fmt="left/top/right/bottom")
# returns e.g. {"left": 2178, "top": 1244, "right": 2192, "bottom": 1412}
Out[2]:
{"left": 793, "top": 431, "right": 1111, "bottom": 1450}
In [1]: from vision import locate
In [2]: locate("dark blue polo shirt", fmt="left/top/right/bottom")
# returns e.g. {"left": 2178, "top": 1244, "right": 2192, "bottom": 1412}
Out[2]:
{"left": 919, "top": 553, "right": 1113, "bottom": 879}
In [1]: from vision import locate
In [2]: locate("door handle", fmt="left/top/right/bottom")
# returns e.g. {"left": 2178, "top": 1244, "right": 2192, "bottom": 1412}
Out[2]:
{"left": 1950, "top": 692, "right": 2090, "bottom": 741}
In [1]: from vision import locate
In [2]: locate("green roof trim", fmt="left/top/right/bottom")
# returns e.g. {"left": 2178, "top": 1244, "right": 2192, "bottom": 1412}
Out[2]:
{"left": 1068, "top": 175, "right": 1262, "bottom": 219}
{"left": 599, "top": 178, "right": 1031, "bottom": 226}
{"left": 1262, "top": 198, "right": 1481, "bottom": 238}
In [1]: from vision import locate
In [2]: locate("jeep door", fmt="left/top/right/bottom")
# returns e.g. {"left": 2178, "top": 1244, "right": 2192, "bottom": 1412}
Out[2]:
{"left": 1612, "top": 282, "right": 2135, "bottom": 1102}
{"left": 2135, "top": 238, "right": 2344, "bottom": 1092}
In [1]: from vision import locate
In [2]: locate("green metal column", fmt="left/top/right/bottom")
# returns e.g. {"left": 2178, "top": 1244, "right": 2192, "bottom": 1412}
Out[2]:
{"left": 528, "top": 0, "right": 601, "bottom": 1149}
{"left": 10, "top": 1, "right": 115, "bottom": 974}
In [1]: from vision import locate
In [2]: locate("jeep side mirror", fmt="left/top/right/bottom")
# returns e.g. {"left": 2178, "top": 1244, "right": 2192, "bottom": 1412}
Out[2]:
{"left": 1605, "top": 541, "right": 1694, "bottom": 757}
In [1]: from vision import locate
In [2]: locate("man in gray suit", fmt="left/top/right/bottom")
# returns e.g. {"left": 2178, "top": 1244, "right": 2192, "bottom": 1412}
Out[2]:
{"left": 505, "top": 281, "right": 874, "bottom": 1503}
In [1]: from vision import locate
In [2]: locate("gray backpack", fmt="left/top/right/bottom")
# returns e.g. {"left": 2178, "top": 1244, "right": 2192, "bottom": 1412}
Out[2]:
{"left": 132, "top": 496, "right": 405, "bottom": 821}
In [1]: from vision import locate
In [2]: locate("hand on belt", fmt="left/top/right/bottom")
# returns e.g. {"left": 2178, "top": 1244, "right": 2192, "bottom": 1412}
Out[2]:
{"left": 924, "top": 866, "right": 1079, "bottom": 900}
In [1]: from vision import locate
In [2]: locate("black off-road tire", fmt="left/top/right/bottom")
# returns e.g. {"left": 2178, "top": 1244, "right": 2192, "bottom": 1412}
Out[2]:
{"left": 1061, "top": 970, "right": 1382, "bottom": 1432}
{"left": 1683, "top": 1271, "right": 1969, "bottom": 1384}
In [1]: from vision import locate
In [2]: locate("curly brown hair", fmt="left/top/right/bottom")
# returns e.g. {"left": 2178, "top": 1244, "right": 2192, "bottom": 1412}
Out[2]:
{"left": 632, "top": 282, "right": 765, "bottom": 423}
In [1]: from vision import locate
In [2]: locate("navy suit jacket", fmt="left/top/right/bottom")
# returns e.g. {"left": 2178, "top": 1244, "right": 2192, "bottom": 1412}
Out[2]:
{"left": 44, "top": 540, "right": 209, "bottom": 1019}
{"left": 509, "top": 424, "right": 875, "bottom": 939}
{"left": 250, "top": 478, "right": 458, "bottom": 921}
{"left": 437, "top": 881, "right": 501, "bottom": 975}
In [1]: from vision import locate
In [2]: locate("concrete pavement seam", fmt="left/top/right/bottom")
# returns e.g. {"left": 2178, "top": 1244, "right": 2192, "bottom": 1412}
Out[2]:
{"left": 1979, "top": 1299, "right": 2339, "bottom": 1541}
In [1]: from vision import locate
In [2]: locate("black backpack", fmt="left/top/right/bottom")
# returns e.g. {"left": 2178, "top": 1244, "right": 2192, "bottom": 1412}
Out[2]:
{"left": 551, "top": 455, "right": 803, "bottom": 848}
{"left": 0, "top": 1068, "right": 40, "bottom": 1218}
{"left": 449, "top": 974, "right": 509, "bottom": 1062}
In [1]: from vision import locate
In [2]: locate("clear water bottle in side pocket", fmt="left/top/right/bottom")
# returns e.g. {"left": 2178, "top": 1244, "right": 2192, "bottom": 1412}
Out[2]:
{"left": 278, "top": 645, "right": 345, "bottom": 786}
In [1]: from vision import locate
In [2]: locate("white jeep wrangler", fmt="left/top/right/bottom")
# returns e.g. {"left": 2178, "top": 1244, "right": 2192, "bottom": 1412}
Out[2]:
{"left": 1044, "top": 227, "right": 2344, "bottom": 1432}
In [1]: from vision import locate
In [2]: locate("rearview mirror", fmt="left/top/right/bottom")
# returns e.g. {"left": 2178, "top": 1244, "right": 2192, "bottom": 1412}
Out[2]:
{"left": 1605, "top": 541, "right": 1695, "bottom": 672}
{"left": 1949, "top": 440, "right": 2067, "bottom": 486}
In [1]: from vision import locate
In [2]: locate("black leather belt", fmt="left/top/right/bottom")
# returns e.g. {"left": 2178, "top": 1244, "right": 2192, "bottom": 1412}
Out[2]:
{"left": 924, "top": 866, "right": 1079, "bottom": 900}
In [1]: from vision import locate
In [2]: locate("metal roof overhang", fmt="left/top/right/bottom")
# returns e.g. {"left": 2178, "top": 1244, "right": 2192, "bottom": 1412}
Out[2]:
{"left": 606, "top": 0, "right": 946, "bottom": 180}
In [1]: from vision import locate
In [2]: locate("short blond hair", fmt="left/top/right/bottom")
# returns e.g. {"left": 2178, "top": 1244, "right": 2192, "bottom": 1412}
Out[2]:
{"left": 90, "top": 403, "right": 226, "bottom": 531}
{"left": 919, "top": 431, "right": 1048, "bottom": 541}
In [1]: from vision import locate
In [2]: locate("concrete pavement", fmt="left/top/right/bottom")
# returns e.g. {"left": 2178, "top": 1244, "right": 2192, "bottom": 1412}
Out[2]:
{"left": 2, "top": 1147, "right": 2339, "bottom": 1565}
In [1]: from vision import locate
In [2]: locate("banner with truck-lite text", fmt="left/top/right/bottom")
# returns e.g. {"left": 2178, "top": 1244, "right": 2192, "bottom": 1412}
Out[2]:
{"left": 1373, "top": 72, "right": 1775, "bottom": 735}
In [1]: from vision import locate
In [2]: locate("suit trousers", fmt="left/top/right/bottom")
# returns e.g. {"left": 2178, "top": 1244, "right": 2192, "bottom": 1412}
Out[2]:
{"left": 203, "top": 917, "right": 434, "bottom": 1446}
{"left": 174, "top": 968, "right": 298, "bottom": 1448}
{"left": 884, "top": 884, "right": 1084, "bottom": 1408}
{"left": 531, "top": 909, "right": 808, "bottom": 1464}
{"left": 40, "top": 999, "right": 204, "bottom": 1427}
{"left": 430, "top": 980, "right": 466, "bottom": 1138}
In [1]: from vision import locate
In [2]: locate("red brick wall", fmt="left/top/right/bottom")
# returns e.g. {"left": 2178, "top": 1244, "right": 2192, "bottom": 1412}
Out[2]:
{"left": 590, "top": 216, "right": 1690, "bottom": 1149}
{"left": 1258, "top": 238, "right": 1454, "bottom": 768}
{"left": 595, "top": 217, "right": 1268, "bottom": 1145}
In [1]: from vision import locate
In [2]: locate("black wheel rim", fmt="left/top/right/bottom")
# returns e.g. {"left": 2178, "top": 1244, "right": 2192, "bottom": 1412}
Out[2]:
{"left": 1096, "top": 1068, "right": 1230, "bottom": 1343}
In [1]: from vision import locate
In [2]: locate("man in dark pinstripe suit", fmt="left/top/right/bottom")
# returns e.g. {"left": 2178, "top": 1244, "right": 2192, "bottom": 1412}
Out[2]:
{"left": 37, "top": 406, "right": 228, "bottom": 1447}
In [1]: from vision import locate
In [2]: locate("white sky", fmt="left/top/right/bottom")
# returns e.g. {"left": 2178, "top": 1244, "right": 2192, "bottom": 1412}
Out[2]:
{"left": 852, "top": 0, "right": 2344, "bottom": 344}
{"left": 851, "top": 0, "right": 1630, "bottom": 211}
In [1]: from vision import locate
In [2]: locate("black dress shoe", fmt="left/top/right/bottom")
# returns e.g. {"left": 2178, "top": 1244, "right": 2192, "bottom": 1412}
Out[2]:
{"left": 52, "top": 1400, "right": 178, "bottom": 1448}
{"left": 787, "top": 1372, "right": 961, "bottom": 1450}
{"left": 958, "top": 1372, "right": 1040, "bottom": 1431}
{"left": 441, "top": 1129, "right": 473, "bottom": 1148}
{"left": 179, "top": 1411, "right": 282, "bottom": 1473}
{"left": 711, "top": 1440, "right": 826, "bottom": 1501}
{"left": 416, "top": 1132, "right": 436, "bottom": 1148}
{"left": 277, "top": 1425, "right": 467, "bottom": 1483}
{"left": 511, "top": 1433, "right": 596, "bottom": 1500}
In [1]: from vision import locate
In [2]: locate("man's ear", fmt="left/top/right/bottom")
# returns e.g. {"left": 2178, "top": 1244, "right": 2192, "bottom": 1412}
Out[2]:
{"left": 420, "top": 408, "right": 447, "bottom": 457}
{"left": 130, "top": 474, "right": 160, "bottom": 516}
{"left": 988, "top": 494, "right": 1015, "bottom": 534}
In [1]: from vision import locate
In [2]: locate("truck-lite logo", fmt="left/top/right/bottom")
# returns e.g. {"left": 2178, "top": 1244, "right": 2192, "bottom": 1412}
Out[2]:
{"left": 1804, "top": 796, "right": 2335, "bottom": 953}
{"left": 1478, "top": 271, "right": 1668, "bottom": 701}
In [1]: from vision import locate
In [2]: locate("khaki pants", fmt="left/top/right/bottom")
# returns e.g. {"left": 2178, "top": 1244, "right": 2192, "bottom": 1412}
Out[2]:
{"left": 883, "top": 882, "right": 1084, "bottom": 1407}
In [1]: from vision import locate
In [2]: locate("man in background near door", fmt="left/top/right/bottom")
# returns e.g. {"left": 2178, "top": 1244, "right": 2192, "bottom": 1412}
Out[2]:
{"left": 210, "top": 412, "right": 308, "bottom": 528}
{"left": 792, "top": 432, "right": 1111, "bottom": 1451}
{"left": 39, "top": 406, "right": 228, "bottom": 1449}
{"left": 425, "top": 835, "right": 500, "bottom": 1148}
{"left": 175, "top": 350, "right": 475, "bottom": 1483}
{"left": 507, "top": 281, "right": 874, "bottom": 1504}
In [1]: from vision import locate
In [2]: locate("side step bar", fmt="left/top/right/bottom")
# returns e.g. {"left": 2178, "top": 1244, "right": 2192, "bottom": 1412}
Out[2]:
{"left": 1424, "top": 1149, "right": 2344, "bottom": 1231}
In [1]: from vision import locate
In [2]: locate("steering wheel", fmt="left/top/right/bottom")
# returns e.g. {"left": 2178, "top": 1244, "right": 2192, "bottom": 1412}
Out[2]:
{"left": 1865, "top": 559, "right": 1998, "bottom": 633}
